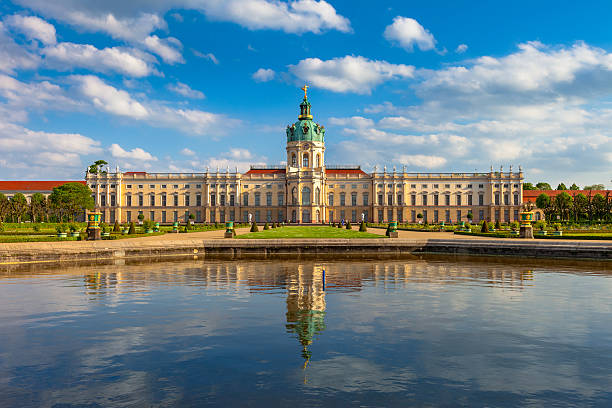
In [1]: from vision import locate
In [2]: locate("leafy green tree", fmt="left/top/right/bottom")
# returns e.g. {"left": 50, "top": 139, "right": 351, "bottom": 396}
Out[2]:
{"left": 536, "top": 193, "right": 553, "bottom": 221}
{"left": 10, "top": 193, "right": 28, "bottom": 223}
{"left": 592, "top": 194, "right": 607, "bottom": 220}
{"left": 584, "top": 184, "right": 605, "bottom": 191}
{"left": 0, "top": 193, "right": 10, "bottom": 222}
{"left": 88, "top": 160, "right": 108, "bottom": 174}
{"left": 556, "top": 183, "right": 567, "bottom": 190}
{"left": 523, "top": 183, "right": 537, "bottom": 190}
{"left": 49, "top": 183, "right": 94, "bottom": 222}
{"left": 536, "top": 182, "right": 552, "bottom": 190}
{"left": 554, "top": 192, "right": 572, "bottom": 221}
{"left": 572, "top": 193, "right": 588, "bottom": 221}
{"left": 569, "top": 183, "right": 580, "bottom": 190}
{"left": 30, "top": 193, "right": 46, "bottom": 222}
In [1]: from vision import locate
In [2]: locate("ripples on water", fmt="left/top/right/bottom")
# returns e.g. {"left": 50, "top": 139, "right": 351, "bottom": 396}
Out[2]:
{"left": 0, "top": 256, "right": 610, "bottom": 407}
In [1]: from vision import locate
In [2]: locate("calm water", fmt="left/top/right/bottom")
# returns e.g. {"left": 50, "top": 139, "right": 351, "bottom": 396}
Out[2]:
{"left": 0, "top": 256, "right": 611, "bottom": 407}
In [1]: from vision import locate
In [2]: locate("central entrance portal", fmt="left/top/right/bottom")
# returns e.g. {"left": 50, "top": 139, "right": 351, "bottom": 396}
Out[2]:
{"left": 302, "top": 210, "right": 311, "bottom": 223}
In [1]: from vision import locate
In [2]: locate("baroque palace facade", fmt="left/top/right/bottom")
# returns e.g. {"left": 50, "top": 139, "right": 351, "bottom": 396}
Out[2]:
{"left": 87, "top": 88, "right": 524, "bottom": 225}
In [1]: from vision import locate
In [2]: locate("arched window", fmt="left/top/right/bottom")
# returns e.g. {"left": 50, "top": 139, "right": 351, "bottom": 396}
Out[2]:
{"left": 302, "top": 187, "right": 311, "bottom": 205}
{"left": 291, "top": 153, "right": 297, "bottom": 167}
{"left": 291, "top": 187, "right": 297, "bottom": 205}
{"left": 315, "top": 187, "right": 320, "bottom": 205}
{"left": 302, "top": 153, "right": 309, "bottom": 168}
{"left": 316, "top": 154, "right": 321, "bottom": 168}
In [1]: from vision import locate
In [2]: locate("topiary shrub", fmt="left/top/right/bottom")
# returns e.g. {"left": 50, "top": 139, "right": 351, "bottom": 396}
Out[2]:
{"left": 128, "top": 222, "right": 136, "bottom": 234}
{"left": 113, "top": 221, "right": 121, "bottom": 232}
{"left": 250, "top": 223, "right": 259, "bottom": 232}
{"left": 331, "top": 222, "right": 335, "bottom": 227}
{"left": 494, "top": 220, "right": 501, "bottom": 230}
{"left": 359, "top": 221, "right": 367, "bottom": 232}
{"left": 385, "top": 224, "right": 391, "bottom": 237}
{"left": 264, "top": 222, "right": 269, "bottom": 230}
{"left": 481, "top": 220, "right": 490, "bottom": 233}
{"left": 338, "top": 222, "right": 342, "bottom": 228}
{"left": 346, "top": 221, "right": 352, "bottom": 229}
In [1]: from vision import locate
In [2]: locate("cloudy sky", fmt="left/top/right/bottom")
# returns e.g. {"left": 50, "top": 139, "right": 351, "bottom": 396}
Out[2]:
{"left": 0, "top": 0, "right": 611, "bottom": 187}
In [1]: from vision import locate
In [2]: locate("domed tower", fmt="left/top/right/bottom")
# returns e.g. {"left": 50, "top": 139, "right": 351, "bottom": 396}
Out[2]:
{"left": 286, "top": 85, "right": 326, "bottom": 170}
{"left": 285, "top": 86, "right": 326, "bottom": 223}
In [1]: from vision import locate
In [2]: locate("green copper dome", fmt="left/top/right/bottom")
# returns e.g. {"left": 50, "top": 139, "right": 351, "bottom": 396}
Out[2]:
{"left": 286, "top": 97, "right": 325, "bottom": 143}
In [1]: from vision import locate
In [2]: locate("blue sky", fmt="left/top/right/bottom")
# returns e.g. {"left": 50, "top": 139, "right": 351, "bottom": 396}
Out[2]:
{"left": 1, "top": 0, "right": 611, "bottom": 187}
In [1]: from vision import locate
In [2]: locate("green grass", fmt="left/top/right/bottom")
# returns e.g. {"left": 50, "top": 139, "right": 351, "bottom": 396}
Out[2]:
{"left": 237, "top": 226, "right": 384, "bottom": 239}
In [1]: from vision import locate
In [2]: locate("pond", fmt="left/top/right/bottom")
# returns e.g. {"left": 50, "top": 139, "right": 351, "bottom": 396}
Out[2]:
{"left": 0, "top": 256, "right": 610, "bottom": 407}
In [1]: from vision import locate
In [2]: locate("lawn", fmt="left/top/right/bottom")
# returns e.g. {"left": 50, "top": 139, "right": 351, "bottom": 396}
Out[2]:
{"left": 236, "top": 226, "right": 384, "bottom": 239}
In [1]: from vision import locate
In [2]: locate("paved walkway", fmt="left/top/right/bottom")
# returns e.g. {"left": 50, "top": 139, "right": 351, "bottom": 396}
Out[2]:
{"left": 0, "top": 226, "right": 606, "bottom": 253}
{"left": 0, "top": 228, "right": 252, "bottom": 252}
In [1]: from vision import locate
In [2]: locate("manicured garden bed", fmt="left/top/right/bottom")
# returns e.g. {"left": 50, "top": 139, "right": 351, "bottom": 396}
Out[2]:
{"left": 237, "top": 226, "right": 384, "bottom": 239}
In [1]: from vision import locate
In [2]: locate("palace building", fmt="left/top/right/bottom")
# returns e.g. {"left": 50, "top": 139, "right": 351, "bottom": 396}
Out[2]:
{"left": 87, "top": 88, "right": 524, "bottom": 225}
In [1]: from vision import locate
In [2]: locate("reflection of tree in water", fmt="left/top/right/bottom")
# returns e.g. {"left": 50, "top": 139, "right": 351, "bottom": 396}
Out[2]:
{"left": 285, "top": 265, "right": 326, "bottom": 369}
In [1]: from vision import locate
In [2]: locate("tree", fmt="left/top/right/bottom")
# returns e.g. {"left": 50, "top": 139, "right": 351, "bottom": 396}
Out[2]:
{"left": 584, "top": 184, "right": 605, "bottom": 191}
{"left": 523, "top": 183, "right": 537, "bottom": 190}
{"left": 592, "top": 194, "right": 607, "bottom": 220}
{"left": 536, "top": 182, "right": 552, "bottom": 190}
{"left": 481, "top": 220, "right": 489, "bottom": 233}
{"left": 49, "top": 183, "right": 94, "bottom": 222}
{"left": 536, "top": 193, "right": 553, "bottom": 221}
{"left": 88, "top": 160, "right": 108, "bottom": 174}
{"left": 572, "top": 193, "right": 588, "bottom": 221}
{"left": 10, "top": 193, "right": 28, "bottom": 223}
{"left": 30, "top": 193, "right": 46, "bottom": 222}
{"left": 569, "top": 183, "right": 580, "bottom": 190}
{"left": 0, "top": 193, "right": 10, "bottom": 222}
{"left": 467, "top": 212, "right": 473, "bottom": 222}
{"left": 554, "top": 192, "right": 572, "bottom": 221}
{"left": 556, "top": 183, "right": 567, "bottom": 190}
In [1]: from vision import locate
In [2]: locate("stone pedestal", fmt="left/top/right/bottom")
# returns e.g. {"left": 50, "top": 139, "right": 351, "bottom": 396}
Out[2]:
{"left": 87, "top": 228, "right": 101, "bottom": 241}
{"left": 224, "top": 231, "right": 234, "bottom": 238}
{"left": 389, "top": 231, "right": 399, "bottom": 238}
{"left": 519, "top": 225, "right": 533, "bottom": 239}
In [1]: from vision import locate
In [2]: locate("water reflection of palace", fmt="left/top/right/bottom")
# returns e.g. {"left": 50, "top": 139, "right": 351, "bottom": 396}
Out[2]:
{"left": 285, "top": 265, "right": 326, "bottom": 367}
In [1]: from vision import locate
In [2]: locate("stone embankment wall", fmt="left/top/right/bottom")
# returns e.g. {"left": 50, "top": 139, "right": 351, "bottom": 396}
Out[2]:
{"left": 0, "top": 239, "right": 610, "bottom": 265}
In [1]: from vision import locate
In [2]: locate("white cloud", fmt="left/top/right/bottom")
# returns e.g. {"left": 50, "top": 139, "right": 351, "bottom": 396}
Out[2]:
{"left": 456, "top": 44, "right": 468, "bottom": 53}
{"left": 0, "top": 73, "right": 79, "bottom": 115}
{"left": 196, "top": 0, "right": 351, "bottom": 34}
{"left": 5, "top": 14, "right": 56, "bottom": 45}
{"left": 228, "top": 148, "right": 253, "bottom": 160}
{"left": 0, "top": 22, "right": 40, "bottom": 74}
{"left": 0, "top": 120, "right": 101, "bottom": 178}
{"left": 44, "top": 43, "right": 157, "bottom": 77}
{"left": 290, "top": 55, "right": 414, "bottom": 94}
{"left": 396, "top": 154, "right": 447, "bottom": 168}
{"left": 15, "top": 0, "right": 350, "bottom": 37}
{"left": 192, "top": 49, "right": 219, "bottom": 64}
{"left": 73, "top": 75, "right": 149, "bottom": 119}
{"left": 143, "top": 35, "right": 183, "bottom": 64}
{"left": 109, "top": 143, "right": 157, "bottom": 161}
{"left": 167, "top": 82, "right": 205, "bottom": 99}
{"left": 252, "top": 68, "right": 275, "bottom": 82}
{"left": 383, "top": 17, "right": 436, "bottom": 52}
{"left": 180, "top": 147, "right": 195, "bottom": 156}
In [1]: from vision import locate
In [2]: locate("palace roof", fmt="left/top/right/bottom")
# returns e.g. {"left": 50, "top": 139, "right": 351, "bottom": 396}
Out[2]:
{"left": 0, "top": 180, "right": 85, "bottom": 192}
{"left": 523, "top": 189, "right": 610, "bottom": 202}
{"left": 244, "top": 168, "right": 286, "bottom": 175}
{"left": 325, "top": 168, "right": 369, "bottom": 176}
